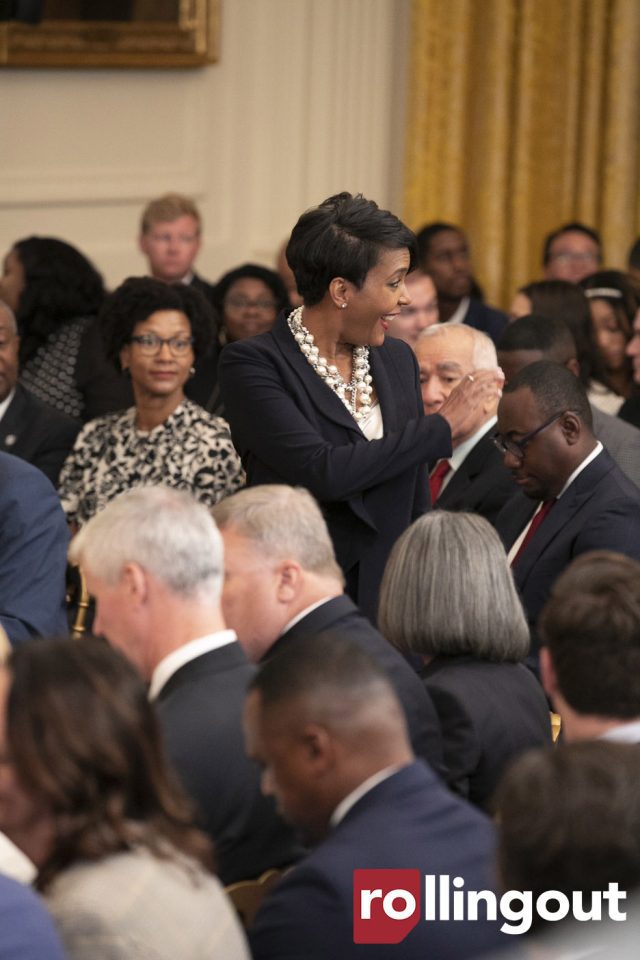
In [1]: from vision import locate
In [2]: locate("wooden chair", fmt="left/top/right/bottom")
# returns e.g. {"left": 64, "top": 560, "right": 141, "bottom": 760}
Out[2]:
{"left": 66, "top": 564, "right": 92, "bottom": 640}
{"left": 551, "top": 712, "right": 562, "bottom": 743}
{"left": 225, "top": 868, "right": 285, "bottom": 929}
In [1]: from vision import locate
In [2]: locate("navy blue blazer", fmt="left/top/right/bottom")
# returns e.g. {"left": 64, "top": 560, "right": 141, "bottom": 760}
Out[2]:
{"left": 0, "top": 383, "right": 80, "bottom": 486}
{"left": 156, "top": 641, "right": 301, "bottom": 885}
{"left": 464, "top": 299, "right": 509, "bottom": 344}
{"left": 434, "top": 431, "right": 517, "bottom": 525}
{"left": 219, "top": 314, "right": 452, "bottom": 621}
{"left": 249, "top": 761, "right": 504, "bottom": 960}
{"left": 0, "top": 452, "right": 69, "bottom": 645}
{"left": 495, "top": 449, "right": 640, "bottom": 648}
{"left": 269, "top": 595, "right": 445, "bottom": 777}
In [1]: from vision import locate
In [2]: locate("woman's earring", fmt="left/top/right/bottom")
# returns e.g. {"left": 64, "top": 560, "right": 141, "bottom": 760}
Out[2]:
{"left": 190, "top": 366, "right": 196, "bottom": 376}
{"left": 341, "top": 302, "right": 348, "bottom": 309}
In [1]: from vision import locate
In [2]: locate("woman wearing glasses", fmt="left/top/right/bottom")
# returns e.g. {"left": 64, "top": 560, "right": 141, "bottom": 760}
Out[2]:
{"left": 58, "top": 277, "right": 243, "bottom": 528}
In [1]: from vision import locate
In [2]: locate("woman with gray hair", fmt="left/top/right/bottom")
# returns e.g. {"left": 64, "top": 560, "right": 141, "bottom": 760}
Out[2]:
{"left": 378, "top": 511, "right": 551, "bottom": 810}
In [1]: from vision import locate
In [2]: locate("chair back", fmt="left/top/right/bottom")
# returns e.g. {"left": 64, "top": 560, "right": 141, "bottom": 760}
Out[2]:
{"left": 225, "top": 868, "right": 285, "bottom": 929}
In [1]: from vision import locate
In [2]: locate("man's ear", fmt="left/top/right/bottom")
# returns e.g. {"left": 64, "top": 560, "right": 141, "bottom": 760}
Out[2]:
{"left": 565, "top": 357, "right": 581, "bottom": 378}
{"left": 275, "top": 559, "right": 303, "bottom": 603}
{"left": 559, "top": 410, "right": 582, "bottom": 446}
{"left": 121, "top": 562, "right": 148, "bottom": 605}
{"left": 300, "top": 722, "right": 336, "bottom": 776}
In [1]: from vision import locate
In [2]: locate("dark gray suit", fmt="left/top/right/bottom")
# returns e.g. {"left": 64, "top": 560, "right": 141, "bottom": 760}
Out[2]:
{"left": 591, "top": 404, "right": 640, "bottom": 488}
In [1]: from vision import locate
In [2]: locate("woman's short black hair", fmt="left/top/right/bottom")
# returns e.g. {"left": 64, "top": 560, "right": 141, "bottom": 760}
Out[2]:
{"left": 285, "top": 192, "right": 418, "bottom": 307}
{"left": 100, "top": 276, "right": 216, "bottom": 369}
{"left": 213, "top": 262, "right": 291, "bottom": 317}
{"left": 14, "top": 236, "right": 105, "bottom": 362}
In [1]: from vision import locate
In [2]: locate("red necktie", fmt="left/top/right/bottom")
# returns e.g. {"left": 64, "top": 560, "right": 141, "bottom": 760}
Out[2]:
{"left": 511, "top": 499, "right": 556, "bottom": 566}
{"left": 429, "top": 460, "right": 451, "bottom": 502}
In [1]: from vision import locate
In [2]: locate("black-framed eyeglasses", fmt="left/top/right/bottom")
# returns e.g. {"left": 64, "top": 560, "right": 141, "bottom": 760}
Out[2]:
{"left": 492, "top": 411, "right": 565, "bottom": 459}
{"left": 129, "top": 333, "right": 194, "bottom": 356}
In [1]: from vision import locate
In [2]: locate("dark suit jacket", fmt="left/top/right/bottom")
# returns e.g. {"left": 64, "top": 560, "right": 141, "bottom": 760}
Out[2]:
{"left": 422, "top": 656, "right": 551, "bottom": 810}
{"left": 495, "top": 449, "right": 640, "bottom": 649}
{"left": 250, "top": 761, "right": 504, "bottom": 960}
{"left": 219, "top": 313, "right": 452, "bottom": 621}
{"left": 0, "top": 452, "right": 69, "bottom": 645}
{"left": 269, "top": 596, "right": 444, "bottom": 775}
{"left": 435, "top": 430, "right": 517, "bottom": 524}
{"left": 464, "top": 299, "right": 509, "bottom": 344}
{"left": 155, "top": 641, "right": 301, "bottom": 885}
{"left": 0, "top": 384, "right": 80, "bottom": 486}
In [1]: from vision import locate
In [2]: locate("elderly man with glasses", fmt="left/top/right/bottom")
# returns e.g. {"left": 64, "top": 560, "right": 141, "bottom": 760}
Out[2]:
{"left": 493, "top": 359, "right": 640, "bottom": 669}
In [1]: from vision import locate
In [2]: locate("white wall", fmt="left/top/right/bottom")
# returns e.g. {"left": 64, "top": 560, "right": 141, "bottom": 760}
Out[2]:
{"left": 1, "top": 0, "right": 410, "bottom": 289}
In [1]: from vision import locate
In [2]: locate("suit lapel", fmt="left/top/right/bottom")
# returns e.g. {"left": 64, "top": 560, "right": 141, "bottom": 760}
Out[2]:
{"left": 0, "top": 387, "right": 27, "bottom": 454}
{"left": 514, "top": 451, "right": 616, "bottom": 585}
{"left": 437, "top": 434, "right": 492, "bottom": 504}
{"left": 272, "top": 314, "right": 364, "bottom": 438}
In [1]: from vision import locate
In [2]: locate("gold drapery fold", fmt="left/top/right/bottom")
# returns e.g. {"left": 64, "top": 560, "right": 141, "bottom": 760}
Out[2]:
{"left": 404, "top": 0, "right": 640, "bottom": 308}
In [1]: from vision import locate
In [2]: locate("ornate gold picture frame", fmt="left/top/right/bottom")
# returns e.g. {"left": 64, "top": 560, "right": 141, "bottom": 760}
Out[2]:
{"left": 0, "top": 0, "right": 219, "bottom": 68}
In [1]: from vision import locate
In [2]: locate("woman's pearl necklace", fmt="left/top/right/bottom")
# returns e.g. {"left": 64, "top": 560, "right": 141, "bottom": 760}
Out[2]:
{"left": 287, "top": 306, "right": 373, "bottom": 423}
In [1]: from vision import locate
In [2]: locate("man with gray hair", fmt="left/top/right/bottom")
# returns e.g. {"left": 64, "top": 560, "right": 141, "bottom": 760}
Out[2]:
{"left": 211, "top": 484, "right": 445, "bottom": 774}
{"left": 69, "top": 486, "right": 300, "bottom": 884}
{"left": 0, "top": 299, "right": 79, "bottom": 485}
{"left": 414, "top": 323, "right": 515, "bottom": 522}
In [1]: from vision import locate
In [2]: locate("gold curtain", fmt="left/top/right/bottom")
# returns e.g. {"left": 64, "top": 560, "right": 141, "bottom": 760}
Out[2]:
{"left": 403, "top": 0, "right": 640, "bottom": 309}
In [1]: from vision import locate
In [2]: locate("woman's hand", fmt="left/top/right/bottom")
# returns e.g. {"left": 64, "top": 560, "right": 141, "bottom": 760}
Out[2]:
{"left": 437, "top": 368, "right": 505, "bottom": 441}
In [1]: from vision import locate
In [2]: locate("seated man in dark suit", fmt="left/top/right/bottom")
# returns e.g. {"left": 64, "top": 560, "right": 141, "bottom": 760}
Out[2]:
{"left": 211, "top": 484, "right": 445, "bottom": 776}
{"left": 415, "top": 222, "right": 508, "bottom": 343}
{"left": 415, "top": 323, "right": 515, "bottom": 523}
{"left": 245, "top": 635, "right": 505, "bottom": 960}
{"left": 0, "top": 451, "right": 69, "bottom": 645}
{"left": 497, "top": 314, "right": 640, "bottom": 488}
{"left": 70, "top": 486, "right": 300, "bottom": 885}
{"left": 539, "top": 551, "right": 640, "bottom": 744}
{"left": 494, "top": 361, "right": 640, "bottom": 661}
{"left": 0, "top": 300, "right": 79, "bottom": 485}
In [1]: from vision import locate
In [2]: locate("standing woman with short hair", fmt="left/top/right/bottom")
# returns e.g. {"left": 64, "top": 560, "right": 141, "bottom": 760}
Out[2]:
{"left": 219, "top": 193, "right": 502, "bottom": 620}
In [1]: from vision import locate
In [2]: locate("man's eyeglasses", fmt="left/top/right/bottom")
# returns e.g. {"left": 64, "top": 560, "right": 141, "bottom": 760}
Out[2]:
{"left": 492, "top": 411, "right": 565, "bottom": 459}
{"left": 129, "top": 334, "right": 194, "bottom": 356}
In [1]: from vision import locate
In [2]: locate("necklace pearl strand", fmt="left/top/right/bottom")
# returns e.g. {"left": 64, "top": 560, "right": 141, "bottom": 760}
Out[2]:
{"left": 287, "top": 306, "right": 373, "bottom": 423}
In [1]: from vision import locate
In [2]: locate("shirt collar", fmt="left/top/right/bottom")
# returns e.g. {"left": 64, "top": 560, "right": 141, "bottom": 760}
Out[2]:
{"left": 148, "top": 629, "right": 237, "bottom": 700}
{"left": 0, "top": 387, "right": 16, "bottom": 423}
{"left": 450, "top": 415, "right": 497, "bottom": 468}
{"left": 279, "top": 597, "right": 336, "bottom": 637}
{"left": 330, "top": 765, "right": 404, "bottom": 828}
{"left": 444, "top": 297, "right": 470, "bottom": 326}
{"left": 599, "top": 719, "right": 640, "bottom": 743}
{"left": 556, "top": 442, "right": 603, "bottom": 499}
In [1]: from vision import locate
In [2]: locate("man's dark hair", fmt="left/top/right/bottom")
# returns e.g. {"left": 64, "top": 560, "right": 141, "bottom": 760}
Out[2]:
{"left": 628, "top": 237, "right": 640, "bottom": 271}
{"left": 285, "top": 193, "right": 417, "bottom": 307}
{"left": 100, "top": 276, "right": 215, "bottom": 370}
{"left": 415, "top": 221, "right": 463, "bottom": 265}
{"left": 496, "top": 740, "right": 640, "bottom": 928}
{"left": 498, "top": 315, "right": 577, "bottom": 365}
{"left": 503, "top": 359, "right": 593, "bottom": 429}
{"left": 539, "top": 551, "right": 640, "bottom": 717}
{"left": 249, "top": 632, "right": 393, "bottom": 712}
{"left": 542, "top": 221, "right": 602, "bottom": 266}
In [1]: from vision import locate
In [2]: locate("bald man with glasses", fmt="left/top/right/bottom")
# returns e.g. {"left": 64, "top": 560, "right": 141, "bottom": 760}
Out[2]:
{"left": 493, "top": 360, "right": 640, "bottom": 668}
